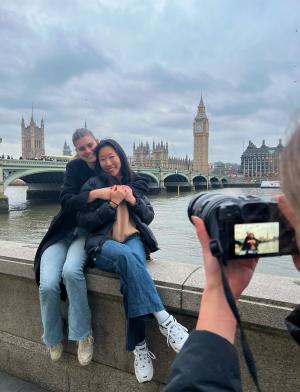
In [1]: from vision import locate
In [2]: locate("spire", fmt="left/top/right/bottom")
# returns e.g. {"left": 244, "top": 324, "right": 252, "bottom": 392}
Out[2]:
{"left": 30, "top": 103, "right": 34, "bottom": 124}
{"left": 41, "top": 117, "right": 44, "bottom": 127}
{"left": 84, "top": 119, "right": 87, "bottom": 128}
{"left": 29, "top": 103, "right": 36, "bottom": 127}
{"left": 198, "top": 95, "right": 206, "bottom": 113}
{"left": 21, "top": 116, "right": 25, "bottom": 128}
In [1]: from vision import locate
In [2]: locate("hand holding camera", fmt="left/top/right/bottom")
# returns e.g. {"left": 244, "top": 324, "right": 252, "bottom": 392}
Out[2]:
{"left": 192, "top": 216, "right": 258, "bottom": 300}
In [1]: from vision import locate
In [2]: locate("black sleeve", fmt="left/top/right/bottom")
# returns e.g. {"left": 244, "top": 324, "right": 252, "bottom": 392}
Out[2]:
{"left": 164, "top": 330, "right": 242, "bottom": 392}
{"left": 59, "top": 161, "right": 90, "bottom": 213}
{"left": 129, "top": 194, "right": 154, "bottom": 225}
{"left": 131, "top": 174, "right": 149, "bottom": 196}
{"left": 78, "top": 201, "right": 117, "bottom": 233}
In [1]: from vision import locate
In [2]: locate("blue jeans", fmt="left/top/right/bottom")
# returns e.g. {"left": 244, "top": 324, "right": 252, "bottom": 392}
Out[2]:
{"left": 95, "top": 235, "right": 164, "bottom": 351}
{"left": 39, "top": 235, "right": 92, "bottom": 346}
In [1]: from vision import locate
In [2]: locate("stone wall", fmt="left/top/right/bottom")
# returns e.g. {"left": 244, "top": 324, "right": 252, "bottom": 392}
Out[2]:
{"left": 0, "top": 240, "right": 299, "bottom": 391}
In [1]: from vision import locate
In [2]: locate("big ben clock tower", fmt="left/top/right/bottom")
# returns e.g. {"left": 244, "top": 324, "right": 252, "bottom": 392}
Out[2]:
{"left": 193, "top": 96, "right": 209, "bottom": 172}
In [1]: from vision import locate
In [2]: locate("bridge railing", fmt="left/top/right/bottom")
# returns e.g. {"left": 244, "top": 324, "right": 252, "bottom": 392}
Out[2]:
{"left": 1, "top": 159, "right": 67, "bottom": 168}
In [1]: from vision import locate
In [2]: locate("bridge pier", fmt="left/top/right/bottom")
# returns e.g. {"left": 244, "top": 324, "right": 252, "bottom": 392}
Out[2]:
{"left": 0, "top": 164, "right": 9, "bottom": 214}
{"left": 0, "top": 193, "right": 9, "bottom": 214}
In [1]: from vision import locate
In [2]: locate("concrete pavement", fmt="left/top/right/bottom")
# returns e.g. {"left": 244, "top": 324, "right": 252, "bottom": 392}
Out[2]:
{"left": 0, "top": 371, "right": 48, "bottom": 392}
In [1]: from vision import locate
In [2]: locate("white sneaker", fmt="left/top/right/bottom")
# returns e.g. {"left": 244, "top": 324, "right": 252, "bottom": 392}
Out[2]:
{"left": 49, "top": 342, "right": 63, "bottom": 362}
{"left": 133, "top": 342, "right": 156, "bottom": 383}
{"left": 159, "top": 315, "right": 189, "bottom": 353}
{"left": 77, "top": 335, "right": 94, "bottom": 366}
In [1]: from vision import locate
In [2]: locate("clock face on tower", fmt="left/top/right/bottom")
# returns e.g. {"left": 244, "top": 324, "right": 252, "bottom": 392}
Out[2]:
{"left": 195, "top": 121, "right": 203, "bottom": 133}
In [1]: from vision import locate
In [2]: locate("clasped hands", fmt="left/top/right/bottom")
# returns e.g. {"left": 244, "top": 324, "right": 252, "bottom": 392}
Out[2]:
{"left": 89, "top": 185, "right": 136, "bottom": 206}
{"left": 110, "top": 185, "right": 136, "bottom": 206}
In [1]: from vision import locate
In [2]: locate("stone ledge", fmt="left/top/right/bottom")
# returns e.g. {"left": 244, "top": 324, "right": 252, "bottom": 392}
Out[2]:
{"left": 0, "top": 331, "right": 162, "bottom": 392}
{"left": 0, "top": 240, "right": 299, "bottom": 332}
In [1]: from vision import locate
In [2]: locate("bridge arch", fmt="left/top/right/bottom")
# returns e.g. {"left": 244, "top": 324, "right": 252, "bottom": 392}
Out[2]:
{"left": 4, "top": 168, "right": 66, "bottom": 189}
{"left": 220, "top": 177, "right": 228, "bottom": 186}
{"left": 163, "top": 173, "right": 191, "bottom": 191}
{"left": 210, "top": 176, "right": 221, "bottom": 188}
{"left": 192, "top": 175, "right": 208, "bottom": 189}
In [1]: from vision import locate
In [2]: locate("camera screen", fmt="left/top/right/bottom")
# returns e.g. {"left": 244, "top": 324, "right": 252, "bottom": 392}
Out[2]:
{"left": 234, "top": 222, "right": 279, "bottom": 256}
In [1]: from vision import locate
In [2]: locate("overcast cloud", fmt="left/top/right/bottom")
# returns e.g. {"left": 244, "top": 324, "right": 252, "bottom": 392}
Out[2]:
{"left": 0, "top": 0, "right": 299, "bottom": 162}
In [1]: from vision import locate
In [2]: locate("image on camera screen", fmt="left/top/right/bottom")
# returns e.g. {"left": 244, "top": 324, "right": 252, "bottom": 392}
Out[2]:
{"left": 234, "top": 222, "right": 279, "bottom": 256}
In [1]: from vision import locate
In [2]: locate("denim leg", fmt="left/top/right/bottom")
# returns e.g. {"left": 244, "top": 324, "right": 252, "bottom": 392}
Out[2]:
{"left": 39, "top": 241, "right": 68, "bottom": 346}
{"left": 62, "top": 236, "right": 92, "bottom": 341}
{"left": 96, "top": 237, "right": 164, "bottom": 318}
{"left": 95, "top": 236, "right": 164, "bottom": 351}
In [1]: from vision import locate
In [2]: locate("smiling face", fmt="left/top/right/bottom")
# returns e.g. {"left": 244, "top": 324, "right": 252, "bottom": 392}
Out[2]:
{"left": 98, "top": 146, "right": 121, "bottom": 178}
{"left": 74, "top": 135, "right": 98, "bottom": 165}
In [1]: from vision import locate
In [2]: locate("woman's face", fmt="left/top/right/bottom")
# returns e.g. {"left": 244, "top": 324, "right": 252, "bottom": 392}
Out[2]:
{"left": 99, "top": 146, "right": 121, "bottom": 177}
{"left": 74, "top": 135, "right": 98, "bottom": 164}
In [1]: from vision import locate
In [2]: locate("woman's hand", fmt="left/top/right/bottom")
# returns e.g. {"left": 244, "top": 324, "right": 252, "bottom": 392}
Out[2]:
{"left": 88, "top": 187, "right": 112, "bottom": 203}
{"left": 192, "top": 216, "right": 258, "bottom": 343}
{"left": 192, "top": 216, "right": 257, "bottom": 300}
{"left": 121, "top": 185, "right": 136, "bottom": 206}
{"left": 110, "top": 185, "right": 126, "bottom": 206}
{"left": 277, "top": 194, "right": 300, "bottom": 271}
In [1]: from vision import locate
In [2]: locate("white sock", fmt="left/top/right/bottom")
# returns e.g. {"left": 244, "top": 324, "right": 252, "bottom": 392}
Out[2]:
{"left": 153, "top": 310, "right": 170, "bottom": 325}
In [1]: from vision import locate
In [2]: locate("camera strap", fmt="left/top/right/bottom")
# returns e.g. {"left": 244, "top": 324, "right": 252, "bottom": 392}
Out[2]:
{"left": 218, "top": 259, "right": 262, "bottom": 392}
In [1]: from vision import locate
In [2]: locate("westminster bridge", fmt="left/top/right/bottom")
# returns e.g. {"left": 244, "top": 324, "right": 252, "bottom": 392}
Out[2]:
{"left": 0, "top": 158, "right": 229, "bottom": 212}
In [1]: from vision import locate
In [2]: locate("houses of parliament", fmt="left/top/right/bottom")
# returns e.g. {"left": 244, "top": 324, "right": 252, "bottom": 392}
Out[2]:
{"left": 21, "top": 98, "right": 210, "bottom": 173}
{"left": 132, "top": 96, "right": 209, "bottom": 172}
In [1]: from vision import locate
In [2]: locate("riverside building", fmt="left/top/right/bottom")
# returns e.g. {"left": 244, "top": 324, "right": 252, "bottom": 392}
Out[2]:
{"left": 241, "top": 139, "right": 283, "bottom": 178}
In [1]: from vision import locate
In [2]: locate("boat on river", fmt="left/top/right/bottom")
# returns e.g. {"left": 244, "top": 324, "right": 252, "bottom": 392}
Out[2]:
{"left": 260, "top": 180, "right": 280, "bottom": 188}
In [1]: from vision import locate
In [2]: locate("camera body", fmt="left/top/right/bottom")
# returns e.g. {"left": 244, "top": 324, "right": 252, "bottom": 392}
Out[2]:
{"left": 188, "top": 192, "right": 299, "bottom": 264}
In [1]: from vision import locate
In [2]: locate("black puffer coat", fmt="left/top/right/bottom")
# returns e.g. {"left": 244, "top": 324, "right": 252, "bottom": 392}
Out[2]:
{"left": 78, "top": 175, "right": 159, "bottom": 259}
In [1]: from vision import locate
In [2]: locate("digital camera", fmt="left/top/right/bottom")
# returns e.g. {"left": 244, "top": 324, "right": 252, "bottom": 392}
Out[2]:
{"left": 188, "top": 192, "right": 299, "bottom": 264}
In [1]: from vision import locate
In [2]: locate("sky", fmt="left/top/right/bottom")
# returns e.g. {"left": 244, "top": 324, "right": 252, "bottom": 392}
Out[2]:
{"left": 0, "top": 0, "right": 299, "bottom": 163}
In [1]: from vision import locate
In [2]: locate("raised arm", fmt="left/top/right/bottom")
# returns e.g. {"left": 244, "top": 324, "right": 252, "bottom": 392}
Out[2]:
{"left": 164, "top": 217, "right": 257, "bottom": 392}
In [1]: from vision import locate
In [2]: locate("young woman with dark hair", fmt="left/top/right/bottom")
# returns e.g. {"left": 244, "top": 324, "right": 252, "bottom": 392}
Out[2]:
{"left": 34, "top": 130, "right": 148, "bottom": 366}
{"left": 77, "top": 139, "right": 189, "bottom": 383}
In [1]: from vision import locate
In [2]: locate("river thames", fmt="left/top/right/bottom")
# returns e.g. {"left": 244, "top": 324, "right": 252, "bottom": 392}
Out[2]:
{"left": 1, "top": 186, "right": 298, "bottom": 278}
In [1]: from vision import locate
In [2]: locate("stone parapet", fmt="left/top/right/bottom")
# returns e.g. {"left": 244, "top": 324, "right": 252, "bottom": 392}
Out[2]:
{"left": 0, "top": 240, "right": 300, "bottom": 391}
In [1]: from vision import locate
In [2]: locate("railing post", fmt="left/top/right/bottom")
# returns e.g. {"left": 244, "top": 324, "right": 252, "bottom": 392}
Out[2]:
{"left": 0, "top": 161, "right": 9, "bottom": 214}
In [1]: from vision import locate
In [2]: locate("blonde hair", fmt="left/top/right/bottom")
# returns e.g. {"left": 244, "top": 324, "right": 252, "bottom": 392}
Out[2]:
{"left": 72, "top": 128, "right": 96, "bottom": 146}
{"left": 280, "top": 126, "right": 300, "bottom": 219}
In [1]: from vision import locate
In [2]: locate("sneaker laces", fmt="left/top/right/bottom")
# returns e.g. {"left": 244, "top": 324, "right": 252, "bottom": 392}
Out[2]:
{"left": 165, "top": 319, "right": 188, "bottom": 347}
{"left": 78, "top": 336, "right": 94, "bottom": 351}
{"left": 135, "top": 347, "right": 156, "bottom": 369}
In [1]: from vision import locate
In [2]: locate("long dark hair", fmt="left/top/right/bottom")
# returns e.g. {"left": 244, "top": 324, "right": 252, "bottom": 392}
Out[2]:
{"left": 94, "top": 139, "right": 134, "bottom": 185}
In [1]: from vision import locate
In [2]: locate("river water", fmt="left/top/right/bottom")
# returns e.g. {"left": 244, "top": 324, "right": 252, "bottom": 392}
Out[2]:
{"left": 1, "top": 186, "right": 298, "bottom": 278}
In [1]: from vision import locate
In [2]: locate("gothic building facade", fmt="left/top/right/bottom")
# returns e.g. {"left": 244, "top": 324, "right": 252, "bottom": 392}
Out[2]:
{"left": 132, "top": 141, "right": 191, "bottom": 170}
{"left": 241, "top": 139, "right": 283, "bottom": 177}
{"left": 21, "top": 111, "right": 45, "bottom": 159}
{"left": 193, "top": 96, "right": 209, "bottom": 172}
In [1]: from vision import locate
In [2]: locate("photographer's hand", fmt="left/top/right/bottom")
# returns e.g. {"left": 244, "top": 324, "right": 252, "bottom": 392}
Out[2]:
{"left": 192, "top": 216, "right": 257, "bottom": 343}
{"left": 277, "top": 194, "right": 300, "bottom": 271}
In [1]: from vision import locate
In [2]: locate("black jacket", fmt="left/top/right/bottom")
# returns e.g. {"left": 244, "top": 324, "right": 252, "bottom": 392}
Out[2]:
{"left": 34, "top": 159, "right": 149, "bottom": 286}
{"left": 78, "top": 174, "right": 158, "bottom": 258}
{"left": 164, "top": 330, "right": 242, "bottom": 392}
